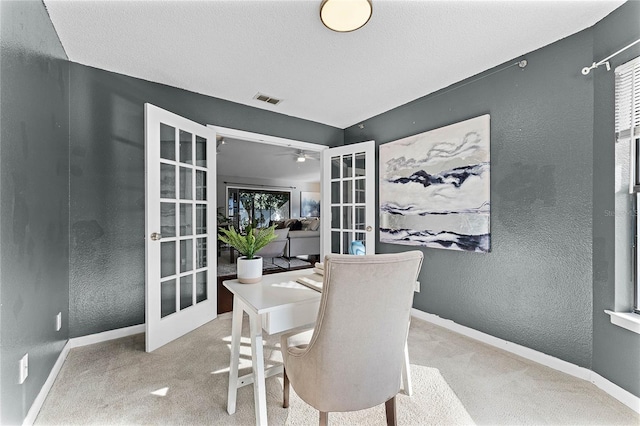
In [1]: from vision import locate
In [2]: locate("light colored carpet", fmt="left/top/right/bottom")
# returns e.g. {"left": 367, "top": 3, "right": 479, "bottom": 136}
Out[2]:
{"left": 34, "top": 316, "right": 638, "bottom": 425}
{"left": 285, "top": 365, "right": 474, "bottom": 425}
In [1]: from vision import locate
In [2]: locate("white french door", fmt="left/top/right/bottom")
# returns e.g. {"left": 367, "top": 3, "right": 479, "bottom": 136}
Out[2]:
{"left": 145, "top": 104, "right": 217, "bottom": 352}
{"left": 321, "top": 141, "right": 376, "bottom": 257}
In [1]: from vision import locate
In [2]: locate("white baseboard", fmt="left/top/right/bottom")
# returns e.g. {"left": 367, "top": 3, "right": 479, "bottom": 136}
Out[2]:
{"left": 591, "top": 371, "right": 640, "bottom": 413}
{"left": 22, "top": 342, "right": 71, "bottom": 426}
{"left": 67, "top": 324, "right": 145, "bottom": 349}
{"left": 22, "top": 324, "right": 145, "bottom": 425}
{"left": 411, "top": 308, "right": 640, "bottom": 414}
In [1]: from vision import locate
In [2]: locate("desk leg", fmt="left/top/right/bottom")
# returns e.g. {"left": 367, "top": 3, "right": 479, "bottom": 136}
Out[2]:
{"left": 402, "top": 341, "right": 413, "bottom": 396}
{"left": 249, "top": 312, "right": 268, "bottom": 426}
{"left": 227, "top": 297, "right": 244, "bottom": 415}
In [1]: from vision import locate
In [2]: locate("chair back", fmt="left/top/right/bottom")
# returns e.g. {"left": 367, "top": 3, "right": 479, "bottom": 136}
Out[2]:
{"left": 290, "top": 251, "right": 423, "bottom": 412}
{"left": 255, "top": 228, "right": 289, "bottom": 258}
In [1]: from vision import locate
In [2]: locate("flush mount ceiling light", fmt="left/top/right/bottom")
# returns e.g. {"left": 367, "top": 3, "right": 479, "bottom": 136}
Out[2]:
{"left": 320, "top": 0, "right": 372, "bottom": 33}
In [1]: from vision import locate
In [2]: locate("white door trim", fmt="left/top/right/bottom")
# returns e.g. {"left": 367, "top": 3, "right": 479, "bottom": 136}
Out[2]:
{"left": 207, "top": 125, "right": 329, "bottom": 153}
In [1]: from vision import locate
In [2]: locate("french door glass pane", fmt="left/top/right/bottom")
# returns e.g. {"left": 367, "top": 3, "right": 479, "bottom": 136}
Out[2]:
{"left": 161, "top": 242, "right": 176, "bottom": 278}
{"left": 196, "top": 238, "right": 207, "bottom": 269}
{"left": 331, "top": 156, "right": 340, "bottom": 179}
{"left": 331, "top": 231, "right": 340, "bottom": 254}
{"left": 161, "top": 279, "right": 176, "bottom": 318}
{"left": 196, "top": 136, "right": 207, "bottom": 167}
{"left": 343, "top": 232, "right": 352, "bottom": 254}
{"left": 196, "top": 171, "right": 206, "bottom": 200}
{"left": 331, "top": 206, "right": 340, "bottom": 229}
{"left": 196, "top": 205, "right": 206, "bottom": 234}
{"left": 160, "top": 123, "right": 175, "bottom": 161}
{"left": 355, "top": 206, "right": 366, "bottom": 230}
{"left": 161, "top": 203, "right": 176, "bottom": 237}
{"left": 180, "top": 275, "right": 193, "bottom": 310}
{"left": 331, "top": 181, "right": 340, "bottom": 204}
{"left": 196, "top": 271, "right": 207, "bottom": 303}
{"left": 180, "top": 130, "right": 193, "bottom": 165}
{"left": 180, "top": 167, "right": 192, "bottom": 200}
{"left": 180, "top": 203, "right": 193, "bottom": 236}
{"left": 180, "top": 240, "right": 193, "bottom": 273}
{"left": 161, "top": 164, "right": 175, "bottom": 199}
{"left": 355, "top": 152, "right": 365, "bottom": 176}
{"left": 343, "top": 181, "right": 352, "bottom": 203}
{"left": 343, "top": 206, "right": 353, "bottom": 229}
{"left": 355, "top": 179, "right": 365, "bottom": 203}
{"left": 343, "top": 154, "right": 353, "bottom": 178}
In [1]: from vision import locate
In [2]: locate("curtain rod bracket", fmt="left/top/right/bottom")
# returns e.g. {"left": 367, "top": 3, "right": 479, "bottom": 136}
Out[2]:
{"left": 582, "top": 39, "right": 640, "bottom": 76}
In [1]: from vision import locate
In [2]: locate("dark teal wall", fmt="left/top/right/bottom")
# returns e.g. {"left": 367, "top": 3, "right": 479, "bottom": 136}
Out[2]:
{"left": 346, "top": 31, "right": 595, "bottom": 368}
{"left": 592, "top": 0, "right": 640, "bottom": 398}
{"left": 2, "top": 2, "right": 638, "bottom": 423}
{"left": 0, "top": 1, "right": 70, "bottom": 424}
{"left": 344, "top": 0, "right": 640, "bottom": 397}
{"left": 68, "top": 63, "right": 343, "bottom": 337}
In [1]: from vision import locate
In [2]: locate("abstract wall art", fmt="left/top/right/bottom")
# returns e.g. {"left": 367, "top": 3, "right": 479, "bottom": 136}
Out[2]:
{"left": 300, "top": 191, "right": 321, "bottom": 217}
{"left": 379, "top": 115, "right": 490, "bottom": 252}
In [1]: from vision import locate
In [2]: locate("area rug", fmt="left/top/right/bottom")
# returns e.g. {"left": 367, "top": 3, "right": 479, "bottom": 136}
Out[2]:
{"left": 284, "top": 365, "right": 475, "bottom": 425}
{"left": 217, "top": 257, "right": 312, "bottom": 277}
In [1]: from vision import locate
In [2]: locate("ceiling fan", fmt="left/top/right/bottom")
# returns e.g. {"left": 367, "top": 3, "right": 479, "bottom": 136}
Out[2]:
{"left": 276, "top": 149, "right": 320, "bottom": 163}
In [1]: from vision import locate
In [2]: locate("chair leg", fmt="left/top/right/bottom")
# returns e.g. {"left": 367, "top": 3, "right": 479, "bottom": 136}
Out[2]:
{"left": 319, "top": 411, "right": 328, "bottom": 426}
{"left": 283, "top": 368, "right": 290, "bottom": 408}
{"left": 385, "top": 396, "right": 397, "bottom": 426}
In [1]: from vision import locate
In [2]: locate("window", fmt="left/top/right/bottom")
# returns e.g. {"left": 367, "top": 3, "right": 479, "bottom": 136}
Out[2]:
{"left": 615, "top": 56, "right": 640, "bottom": 313}
{"left": 227, "top": 187, "right": 290, "bottom": 233}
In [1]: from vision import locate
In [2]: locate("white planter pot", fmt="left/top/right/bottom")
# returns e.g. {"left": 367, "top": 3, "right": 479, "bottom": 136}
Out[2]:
{"left": 237, "top": 256, "right": 263, "bottom": 284}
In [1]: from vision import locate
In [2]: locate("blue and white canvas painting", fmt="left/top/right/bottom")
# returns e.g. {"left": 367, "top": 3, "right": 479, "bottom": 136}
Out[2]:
{"left": 379, "top": 115, "right": 490, "bottom": 252}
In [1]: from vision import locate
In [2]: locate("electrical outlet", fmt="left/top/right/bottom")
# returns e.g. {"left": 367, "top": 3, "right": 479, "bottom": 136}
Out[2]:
{"left": 56, "top": 312, "right": 62, "bottom": 331}
{"left": 415, "top": 280, "right": 420, "bottom": 293}
{"left": 18, "top": 353, "right": 28, "bottom": 384}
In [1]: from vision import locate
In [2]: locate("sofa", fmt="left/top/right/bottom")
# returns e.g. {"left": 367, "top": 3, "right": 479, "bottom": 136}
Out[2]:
{"left": 271, "top": 218, "right": 320, "bottom": 258}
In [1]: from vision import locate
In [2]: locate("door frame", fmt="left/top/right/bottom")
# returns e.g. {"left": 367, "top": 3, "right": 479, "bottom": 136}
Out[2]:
{"left": 207, "top": 125, "right": 328, "bottom": 152}
{"left": 206, "top": 124, "right": 328, "bottom": 227}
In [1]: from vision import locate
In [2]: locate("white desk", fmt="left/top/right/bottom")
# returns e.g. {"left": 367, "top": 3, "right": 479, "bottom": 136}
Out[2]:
{"left": 223, "top": 269, "right": 413, "bottom": 426}
{"left": 223, "top": 269, "right": 321, "bottom": 426}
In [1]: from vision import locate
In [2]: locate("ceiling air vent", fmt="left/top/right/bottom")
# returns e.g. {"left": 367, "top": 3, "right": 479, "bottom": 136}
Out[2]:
{"left": 254, "top": 93, "right": 282, "bottom": 105}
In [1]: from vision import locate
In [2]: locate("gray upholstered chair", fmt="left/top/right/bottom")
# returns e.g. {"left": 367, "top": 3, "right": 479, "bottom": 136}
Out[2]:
{"left": 281, "top": 251, "right": 423, "bottom": 426}
{"left": 255, "top": 227, "right": 289, "bottom": 269}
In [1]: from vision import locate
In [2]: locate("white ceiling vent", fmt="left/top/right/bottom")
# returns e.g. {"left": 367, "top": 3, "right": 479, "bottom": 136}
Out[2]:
{"left": 254, "top": 93, "right": 282, "bottom": 105}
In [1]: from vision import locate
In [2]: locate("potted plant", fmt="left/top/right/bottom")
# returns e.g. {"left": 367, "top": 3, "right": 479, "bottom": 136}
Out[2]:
{"left": 218, "top": 225, "right": 278, "bottom": 283}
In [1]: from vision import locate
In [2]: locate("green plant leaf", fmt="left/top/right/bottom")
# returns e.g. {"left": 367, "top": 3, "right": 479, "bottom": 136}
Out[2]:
{"left": 218, "top": 225, "right": 278, "bottom": 259}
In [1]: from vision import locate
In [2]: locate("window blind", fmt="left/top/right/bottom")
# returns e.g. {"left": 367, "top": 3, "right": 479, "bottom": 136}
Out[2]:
{"left": 615, "top": 56, "right": 640, "bottom": 141}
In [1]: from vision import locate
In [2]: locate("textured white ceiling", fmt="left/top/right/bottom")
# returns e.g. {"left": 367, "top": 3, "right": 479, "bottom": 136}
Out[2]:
{"left": 44, "top": 0, "right": 624, "bottom": 130}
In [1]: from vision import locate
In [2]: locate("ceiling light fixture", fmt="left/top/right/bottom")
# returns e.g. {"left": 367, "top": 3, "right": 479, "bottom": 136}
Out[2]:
{"left": 320, "top": 0, "right": 372, "bottom": 33}
{"left": 296, "top": 154, "right": 306, "bottom": 163}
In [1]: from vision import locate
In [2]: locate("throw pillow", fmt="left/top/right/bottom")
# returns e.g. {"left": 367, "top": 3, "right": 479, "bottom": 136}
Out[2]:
{"left": 269, "top": 220, "right": 286, "bottom": 229}
{"left": 308, "top": 218, "right": 320, "bottom": 231}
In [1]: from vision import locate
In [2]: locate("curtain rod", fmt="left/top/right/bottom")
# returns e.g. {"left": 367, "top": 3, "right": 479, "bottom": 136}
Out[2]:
{"left": 224, "top": 181, "right": 296, "bottom": 190}
{"left": 581, "top": 39, "right": 640, "bottom": 75}
{"left": 396, "top": 59, "right": 528, "bottom": 109}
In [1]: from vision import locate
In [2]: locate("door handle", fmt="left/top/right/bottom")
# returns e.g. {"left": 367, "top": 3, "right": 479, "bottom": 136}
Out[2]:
{"left": 366, "top": 226, "right": 373, "bottom": 232}
{"left": 150, "top": 232, "right": 162, "bottom": 241}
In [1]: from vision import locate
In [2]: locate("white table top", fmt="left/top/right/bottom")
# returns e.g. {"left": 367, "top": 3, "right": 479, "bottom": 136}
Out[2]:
{"left": 223, "top": 269, "right": 321, "bottom": 315}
